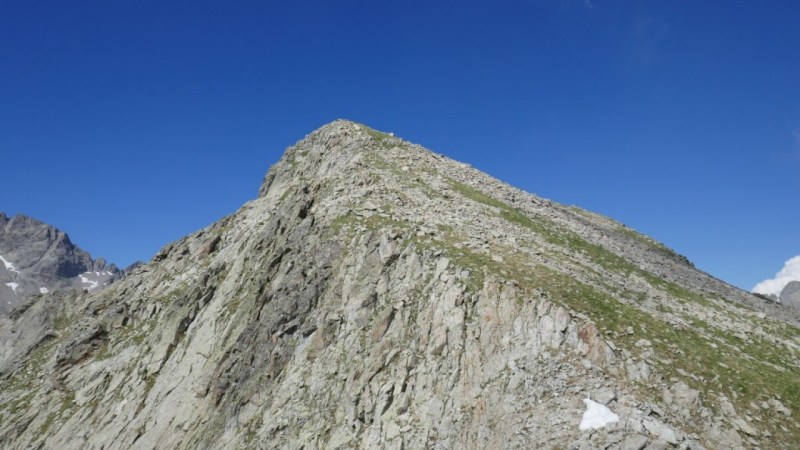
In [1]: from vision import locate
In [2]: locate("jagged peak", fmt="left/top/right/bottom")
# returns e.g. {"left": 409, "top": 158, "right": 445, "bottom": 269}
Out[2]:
{"left": 0, "top": 213, "right": 120, "bottom": 313}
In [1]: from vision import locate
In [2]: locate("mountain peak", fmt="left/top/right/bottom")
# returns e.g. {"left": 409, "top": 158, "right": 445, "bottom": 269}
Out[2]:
{"left": 257, "top": 120, "right": 403, "bottom": 198}
{"left": 0, "top": 212, "right": 121, "bottom": 313}
{"left": 2, "top": 124, "right": 799, "bottom": 449}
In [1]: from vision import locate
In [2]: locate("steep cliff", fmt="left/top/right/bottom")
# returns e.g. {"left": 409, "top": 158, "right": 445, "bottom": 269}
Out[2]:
{"left": 1, "top": 120, "right": 798, "bottom": 449}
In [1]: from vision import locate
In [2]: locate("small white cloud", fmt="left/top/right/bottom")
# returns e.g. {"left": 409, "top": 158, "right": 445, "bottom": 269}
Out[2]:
{"left": 753, "top": 255, "right": 800, "bottom": 297}
{"left": 579, "top": 398, "right": 619, "bottom": 430}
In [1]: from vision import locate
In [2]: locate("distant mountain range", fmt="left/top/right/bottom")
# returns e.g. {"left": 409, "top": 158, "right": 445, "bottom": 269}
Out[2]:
{"left": 0, "top": 212, "right": 121, "bottom": 315}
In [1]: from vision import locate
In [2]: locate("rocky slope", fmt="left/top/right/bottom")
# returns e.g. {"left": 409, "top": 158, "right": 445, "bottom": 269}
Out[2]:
{"left": 0, "top": 213, "right": 121, "bottom": 315}
{"left": 1, "top": 120, "right": 799, "bottom": 449}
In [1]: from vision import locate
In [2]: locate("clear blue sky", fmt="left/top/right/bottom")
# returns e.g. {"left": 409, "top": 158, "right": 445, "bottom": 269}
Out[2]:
{"left": 1, "top": 1, "right": 798, "bottom": 291}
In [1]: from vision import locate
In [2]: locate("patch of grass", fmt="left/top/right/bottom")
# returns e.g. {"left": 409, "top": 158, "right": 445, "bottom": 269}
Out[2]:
{"left": 4, "top": 391, "right": 35, "bottom": 415}
{"left": 616, "top": 226, "right": 690, "bottom": 264}
{"left": 53, "top": 314, "right": 71, "bottom": 332}
{"left": 448, "top": 179, "right": 723, "bottom": 309}
{"left": 28, "top": 337, "right": 57, "bottom": 369}
{"left": 569, "top": 204, "right": 688, "bottom": 264}
{"left": 94, "top": 341, "right": 113, "bottom": 360}
{"left": 449, "top": 179, "right": 640, "bottom": 274}
{"left": 59, "top": 391, "right": 76, "bottom": 414}
{"left": 449, "top": 180, "right": 508, "bottom": 210}
{"left": 227, "top": 297, "right": 242, "bottom": 315}
{"left": 37, "top": 412, "right": 57, "bottom": 435}
{"left": 364, "top": 127, "right": 395, "bottom": 148}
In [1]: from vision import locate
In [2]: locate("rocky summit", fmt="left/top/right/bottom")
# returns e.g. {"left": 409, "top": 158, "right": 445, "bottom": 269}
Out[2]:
{"left": 0, "top": 213, "right": 121, "bottom": 315}
{"left": 1, "top": 120, "right": 799, "bottom": 449}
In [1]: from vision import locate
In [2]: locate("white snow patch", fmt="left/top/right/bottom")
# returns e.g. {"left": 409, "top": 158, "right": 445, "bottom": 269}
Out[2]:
{"left": 79, "top": 274, "right": 99, "bottom": 290}
{"left": 753, "top": 255, "right": 800, "bottom": 297}
{"left": 579, "top": 398, "right": 619, "bottom": 431}
{"left": 40, "top": 287, "right": 49, "bottom": 294}
{"left": 5, "top": 282, "right": 19, "bottom": 293}
{"left": 0, "top": 255, "right": 20, "bottom": 273}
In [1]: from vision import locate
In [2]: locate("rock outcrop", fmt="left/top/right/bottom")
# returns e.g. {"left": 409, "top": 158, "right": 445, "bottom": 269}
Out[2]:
{"left": 781, "top": 281, "right": 800, "bottom": 309}
{"left": 0, "top": 120, "right": 798, "bottom": 449}
{"left": 0, "top": 213, "right": 121, "bottom": 315}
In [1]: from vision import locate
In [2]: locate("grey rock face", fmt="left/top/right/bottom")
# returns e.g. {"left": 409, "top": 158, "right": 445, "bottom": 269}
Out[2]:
{"left": 0, "top": 120, "right": 798, "bottom": 449}
{"left": 0, "top": 213, "right": 120, "bottom": 314}
{"left": 781, "top": 281, "right": 800, "bottom": 308}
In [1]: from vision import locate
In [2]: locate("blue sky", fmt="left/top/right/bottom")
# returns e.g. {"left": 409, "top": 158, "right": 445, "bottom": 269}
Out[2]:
{"left": 1, "top": 1, "right": 798, "bottom": 292}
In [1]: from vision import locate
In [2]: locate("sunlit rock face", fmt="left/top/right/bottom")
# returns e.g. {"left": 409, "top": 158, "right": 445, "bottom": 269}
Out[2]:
{"left": 1, "top": 120, "right": 798, "bottom": 450}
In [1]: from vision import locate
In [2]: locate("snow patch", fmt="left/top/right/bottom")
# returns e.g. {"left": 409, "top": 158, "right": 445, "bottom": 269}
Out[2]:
{"left": 579, "top": 398, "right": 619, "bottom": 430}
{"left": 753, "top": 255, "right": 800, "bottom": 297}
{"left": 40, "top": 287, "right": 49, "bottom": 294}
{"left": 79, "top": 273, "right": 99, "bottom": 290}
{"left": 0, "top": 255, "right": 20, "bottom": 273}
{"left": 5, "top": 282, "right": 19, "bottom": 293}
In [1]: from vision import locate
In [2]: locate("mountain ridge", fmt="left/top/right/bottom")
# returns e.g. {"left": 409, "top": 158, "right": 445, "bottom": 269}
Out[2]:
{"left": 0, "top": 212, "right": 121, "bottom": 315}
{"left": 0, "top": 120, "right": 798, "bottom": 449}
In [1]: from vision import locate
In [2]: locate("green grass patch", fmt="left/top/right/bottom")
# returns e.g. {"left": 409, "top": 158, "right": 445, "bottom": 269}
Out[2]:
{"left": 448, "top": 179, "right": 726, "bottom": 309}
{"left": 364, "top": 127, "right": 395, "bottom": 148}
{"left": 449, "top": 179, "right": 508, "bottom": 209}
